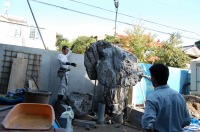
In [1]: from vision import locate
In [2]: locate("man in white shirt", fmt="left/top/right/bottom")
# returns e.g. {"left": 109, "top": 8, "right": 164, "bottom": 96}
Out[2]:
{"left": 57, "top": 46, "right": 77, "bottom": 102}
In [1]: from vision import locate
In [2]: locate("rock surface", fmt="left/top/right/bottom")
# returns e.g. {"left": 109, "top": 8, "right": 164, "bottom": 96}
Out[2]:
{"left": 184, "top": 95, "right": 200, "bottom": 119}
{"left": 67, "top": 92, "right": 93, "bottom": 117}
{"left": 84, "top": 40, "right": 143, "bottom": 89}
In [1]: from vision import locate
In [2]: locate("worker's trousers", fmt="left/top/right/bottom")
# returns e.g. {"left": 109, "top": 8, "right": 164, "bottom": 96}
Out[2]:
{"left": 58, "top": 73, "right": 69, "bottom": 96}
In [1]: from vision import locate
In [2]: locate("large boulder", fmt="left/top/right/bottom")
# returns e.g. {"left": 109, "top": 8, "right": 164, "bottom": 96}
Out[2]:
{"left": 84, "top": 41, "right": 112, "bottom": 80}
{"left": 84, "top": 40, "right": 143, "bottom": 89}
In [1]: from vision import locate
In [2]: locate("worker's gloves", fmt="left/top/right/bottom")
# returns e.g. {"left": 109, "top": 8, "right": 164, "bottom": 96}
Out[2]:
{"left": 66, "top": 62, "right": 71, "bottom": 65}
{"left": 71, "top": 63, "right": 77, "bottom": 67}
{"left": 142, "top": 74, "right": 151, "bottom": 81}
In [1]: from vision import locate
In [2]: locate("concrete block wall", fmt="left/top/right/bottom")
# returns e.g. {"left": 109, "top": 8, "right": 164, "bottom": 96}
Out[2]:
{"left": 0, "top": 44, "right": 58, "bottom": 103}
{"left": 0, "top": 44, "right": 100, "bottom": 105}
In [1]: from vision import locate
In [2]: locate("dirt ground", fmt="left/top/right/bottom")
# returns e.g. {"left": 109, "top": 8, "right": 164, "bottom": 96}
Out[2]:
{"left": 184, "top": 95, "right": 200, "bottom": 119}
{"left": 74, "top": 124, "right": 143, "bottom": 132}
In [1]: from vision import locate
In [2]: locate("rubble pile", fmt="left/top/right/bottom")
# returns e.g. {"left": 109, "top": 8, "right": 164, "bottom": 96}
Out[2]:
{"left": 184, "top": 95, "right": 200, "bottom": 119}
{"left": 67, "top": 92, "right": 93, "bottom": 117}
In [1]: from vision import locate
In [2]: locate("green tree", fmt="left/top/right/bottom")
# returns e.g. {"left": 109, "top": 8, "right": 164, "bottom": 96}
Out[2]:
{"left": 120, "top": 25, "right": 157, "bottom": 62}
{"left": 154, "top": 33, "right": 190, "bottom": 68}
{"left": 117, "top": 25, "right": 189, "bottom": 68}
{"left": 71, "top": 36, "right": 96, "bottom": 54}
{"left": 195, "top": 40, "right": 200, "bottom": 49}
{"left": 56, "top": 34, "right": 72, "bottom": 51}
{"left": 104, "top": 34, "right": 121, "bottom": 44}
{"left": 56, "top": 34, "right": 63, "bottom": 48}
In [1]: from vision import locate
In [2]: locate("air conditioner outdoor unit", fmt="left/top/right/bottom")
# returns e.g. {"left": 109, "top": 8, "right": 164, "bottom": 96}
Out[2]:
{"left": 190, "top": 59, "right": 200, "bottom": 94}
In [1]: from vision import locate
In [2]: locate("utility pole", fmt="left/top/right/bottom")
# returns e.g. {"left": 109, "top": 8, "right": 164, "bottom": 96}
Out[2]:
{"left": 114, "top": 0, "right": 119, "bottom": 37}
{"left": 27, "top": 0, "right": 47, "bottom": 49}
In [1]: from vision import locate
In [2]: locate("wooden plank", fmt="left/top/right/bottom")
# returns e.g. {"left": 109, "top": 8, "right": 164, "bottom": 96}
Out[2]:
{"left": 7, "top": 58, "right": 28, "bottom": 93}
{"left": 28, "top": 80, "right": 38, "bottom": 90}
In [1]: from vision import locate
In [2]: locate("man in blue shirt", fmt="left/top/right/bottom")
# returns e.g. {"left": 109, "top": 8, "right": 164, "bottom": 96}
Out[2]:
{"left": 141, "top": 64, "right": 190, "bottom": 132}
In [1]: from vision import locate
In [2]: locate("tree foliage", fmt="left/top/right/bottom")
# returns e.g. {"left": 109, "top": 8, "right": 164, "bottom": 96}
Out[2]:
{"left": 56, "top": 26, "right": 190, "bottom": 68}
{"left": 56, "top": 35, "right": 96, "bottom": 54}
{"left": 71, "top": 36, "right": 96, "bottom": 54}
{"left": 113, "top": 26, "right": 189, "bottom": 68}
{"left": 153, "top": 33, "right": 190, "bottom": 68}
{"left": 121, "top": 25, "right": 158, "bottom": 62}
{"left": 104, "top": 34, "right": 121, "bottom": 44}
{"left": 56, "top": 34, "right": 72, "bottom": 51}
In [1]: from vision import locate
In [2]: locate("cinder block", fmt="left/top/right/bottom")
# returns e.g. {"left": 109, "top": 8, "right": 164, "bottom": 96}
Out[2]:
{"left": 127, "top": 106, "right": 144, "bottom": 126}
{"left": 73, "top": 119, "right": 96, "bottom": 128}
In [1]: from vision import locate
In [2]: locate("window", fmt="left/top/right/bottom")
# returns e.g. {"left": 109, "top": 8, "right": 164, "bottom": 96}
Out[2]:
{"left": 29, "top": 28, "right": 42, "bottom": 39}
{"left": 15, "top": 26, "right": 21, "bottom": 37}
{"left": 36, "top": 30, "right": 41, "bottom": 40}
{"left": 29, "top": 28, "right": 36, "bottom": 39}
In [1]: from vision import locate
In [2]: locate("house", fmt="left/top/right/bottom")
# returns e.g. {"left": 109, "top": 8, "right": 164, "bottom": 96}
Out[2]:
{"left": 182, "top": 45, "right": 200, "bottom": 59}
{"left": 0, "top": 14, "right": 56, "bottom": 50}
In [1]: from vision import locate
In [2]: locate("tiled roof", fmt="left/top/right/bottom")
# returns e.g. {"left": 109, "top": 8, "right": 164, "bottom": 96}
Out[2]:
{"left": 184, "top": 46, "right": 200, "bottom": 58}
{"left": 0, "top": 14, "right": 27, "bottom": 24}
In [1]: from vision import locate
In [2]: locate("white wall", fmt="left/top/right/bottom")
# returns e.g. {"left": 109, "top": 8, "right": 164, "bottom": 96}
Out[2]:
{"left": 0, "top": 21, "right": 56, "bottom": 50}
{"left": 0, "top": 44, "right": 102, "bottom": 105}
{"left": 191, "top": 59, "right": 200, "bottom": 93}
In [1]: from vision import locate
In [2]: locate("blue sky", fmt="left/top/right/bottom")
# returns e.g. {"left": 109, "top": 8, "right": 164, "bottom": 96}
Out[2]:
{"left": 0, "top": 0, "right": 199, "bottom": 45}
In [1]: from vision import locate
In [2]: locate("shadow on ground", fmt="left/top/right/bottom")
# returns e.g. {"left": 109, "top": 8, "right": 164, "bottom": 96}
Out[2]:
{"left": 74, "top": 124, "right": 143, "bottom": 132}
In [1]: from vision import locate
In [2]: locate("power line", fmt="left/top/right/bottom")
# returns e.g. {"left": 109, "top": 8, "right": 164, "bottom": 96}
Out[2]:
{"left": 29, "top": 0, "right": 199, "bottom": 41}
{"left": 152, "top": 0, "right": 200, "bottom": 15}
{"left": 27, "top": 0, "right": 47, "bottom": 49}
{"left": 67, "top": 0, "right": 200, "bottom": 37}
